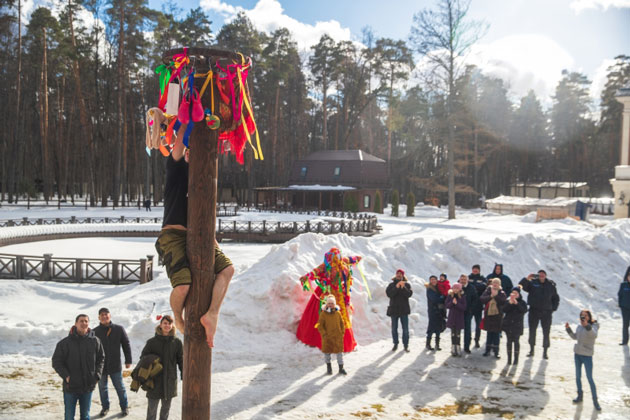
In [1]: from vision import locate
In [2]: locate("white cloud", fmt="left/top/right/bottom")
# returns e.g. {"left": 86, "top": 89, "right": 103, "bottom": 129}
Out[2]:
{"left": 467, "top": 34, "right": 576, "bottom": 106}
{"left": 201, "top": 0, "right": 353, "bottom": 51}
{"left": 570, "top": 0, "right": 630, "bottom": 13}
{"left": 200, "top": 0, "right": 241, "bottom": 16}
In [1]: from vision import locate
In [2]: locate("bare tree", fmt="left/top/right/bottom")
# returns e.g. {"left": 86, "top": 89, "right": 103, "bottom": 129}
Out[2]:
{"left": 410, "top": 0, "right": 486, "bottom": 219}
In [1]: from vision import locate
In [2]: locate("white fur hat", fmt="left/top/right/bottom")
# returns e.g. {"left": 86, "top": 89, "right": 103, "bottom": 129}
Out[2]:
{"left": 326, "top": 295, "right": 336, "bottom": 304}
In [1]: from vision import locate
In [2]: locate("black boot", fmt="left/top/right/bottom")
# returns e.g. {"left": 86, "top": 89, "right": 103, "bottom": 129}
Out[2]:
{"left": 527, "top": 345, "right": 534, "bottom": 357}
{"left": 474, "top": 339, "right": 480, "bottom": 349}
{"left": 543, "top": 348, "right": 548, "bottom": 360}
{"left": 338, "top": 364, "right": 347, "bottom": 375}
{"left": 494, "top": 345, "right": 500, "bottom": 359}
{"left": 326, "top": 363, "right": 333, "bottom": 375}
{"left": 392, "top": 343, "right": 398, "bottom": 352}
{"left": 426, "top": 337, "right": 434, "bottom": 351}
{"left": 507, "top": 348, "right": 512, "bottom": 365}
{"left": 513, "top": 351, "right": 519, "bottom": 365}
{"left": 572, "top": 391, "right": 583, "bottom": 403}
{"left": 404, "top": 345, "right": 409, "bottom": 352}
{"left": 435, "top": 337, "right": 441, "bottom": 351}
{"left": 593, "top": 398, "right": 601, "bottom": 411}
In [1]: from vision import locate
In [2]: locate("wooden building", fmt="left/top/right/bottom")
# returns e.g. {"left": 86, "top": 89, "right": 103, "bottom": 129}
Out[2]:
{"left": 254, "top": 150, "right": 388, "bottom": 212}
{"left": 510, "top": 182, "right": 590, "bottom": 199}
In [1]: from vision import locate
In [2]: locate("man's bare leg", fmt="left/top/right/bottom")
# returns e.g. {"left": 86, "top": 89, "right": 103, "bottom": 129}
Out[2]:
{"left": 170, "top": 285, "right": 190, "bottom": 334}
{"left": 200, "top": 265, "right": 234, "bottom": 348}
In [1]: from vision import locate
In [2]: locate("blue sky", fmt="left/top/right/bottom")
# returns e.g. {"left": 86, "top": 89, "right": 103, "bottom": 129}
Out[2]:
{"left": 143, "top": 0, "right": 629, "bottom": 105}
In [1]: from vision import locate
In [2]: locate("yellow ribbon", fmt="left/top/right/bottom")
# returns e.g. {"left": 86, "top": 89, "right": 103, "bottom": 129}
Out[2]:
{"left": 356, "top": 264, "right": 372, "bottom": 300}
{"left": 236, "top": 65, "right": 264, "bottom": 160}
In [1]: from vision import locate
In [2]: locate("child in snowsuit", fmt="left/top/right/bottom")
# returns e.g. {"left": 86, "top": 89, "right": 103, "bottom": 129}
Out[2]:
{"left": 502, "top": 286, "right": 528, "bottom": 365}
{"left": 566, "top": 310, "right": 601, "bottom": 411}
{"left": 446, "top": 282, "right": 467, "bottom": 356}
{"left": 317, "top": 295, "right": 347, "bottom": 375}
{"left": 480, "top": 278, "right": 507, "bottom": 358}
{"left": 426, "top": 275, "right": 445, "bottom": 351}
{"left": 438, "top": 273, "right": 451, "bottom": 297}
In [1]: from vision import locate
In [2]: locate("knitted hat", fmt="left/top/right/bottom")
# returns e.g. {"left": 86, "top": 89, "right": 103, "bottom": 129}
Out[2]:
{"left": 396, "top": 269, "right": 405, "bottom": 276}
{"left": 452, "top": 283, "right": 463, "bottom": 292}
{"left": 98, "top": 307, "right": 110, "bottom": 315}
{"left": 491, "top": 278, "right": 502, "bottom": 287}
{"left": 326, "top": 295, "right": 336, "bottom": 305}
{"left": 511, "top": 286, "right": 521, "bottom": 297}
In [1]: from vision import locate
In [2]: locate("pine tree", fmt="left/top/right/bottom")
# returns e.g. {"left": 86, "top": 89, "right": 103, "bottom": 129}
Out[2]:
{"left": 374, "top": 191, "right": 382, "bottom": 214}
{"left": 391, "top": 189, "right": 399, "bottom": 216}
{"left": 406, "top": 192, "right": 415, "bottom": 216}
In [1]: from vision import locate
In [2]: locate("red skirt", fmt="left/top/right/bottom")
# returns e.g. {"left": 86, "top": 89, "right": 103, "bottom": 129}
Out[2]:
{"left": 296, "top": 289, "right": 357, "bottom": 352}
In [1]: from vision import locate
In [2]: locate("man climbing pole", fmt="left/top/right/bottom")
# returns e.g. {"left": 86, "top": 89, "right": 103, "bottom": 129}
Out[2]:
{"left": 147, "top": 47, "right": 263, "bottom": 418}
{"left": 154, "top": 121, "right": 235, "bottom": 348}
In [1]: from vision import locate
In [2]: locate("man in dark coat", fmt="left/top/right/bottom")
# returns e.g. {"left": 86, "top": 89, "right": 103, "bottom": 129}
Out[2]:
{"left": 93, "top": 308, "right": 132, "bottom": 417}
{"left": 52, "top": 314, "right": 105, "bottom": 420}
{"left": 386, "top": 269, "right": 413, "bottom": 352}
{"left": 618, "top": 265, "right": 630, "bottom": 345}
{"left": 487, "top": 263, "right": 513, "bottom": 293}
{"left": 519, "top": 269, "right": 560, "bottom": 359}
{"left": 141, "top": 315, "right": 183, "bottom": 420}
{"left": 458, "top": 274, "right": 479, "bottom": 353}
{"left": 468, "top": 264, "right": 486, "bottom": 348}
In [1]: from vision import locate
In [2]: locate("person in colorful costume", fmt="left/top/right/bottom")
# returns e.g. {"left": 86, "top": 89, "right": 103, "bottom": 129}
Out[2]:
{"left": 297, "top": 248, "right": 362, "bottom": 352}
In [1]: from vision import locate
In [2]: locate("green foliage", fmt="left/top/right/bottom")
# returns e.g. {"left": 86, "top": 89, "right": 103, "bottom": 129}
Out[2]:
{"left": 374, "top": 191, "right": 382, "bottom": 214}
{"left": 343, "top": 194, "right": 358, "bottom": 213}
{"left": 391, "top": 190, "right": 399, "bottom": 217}
{"left": 406, "top": 192, "right": 415, "bottom": 216}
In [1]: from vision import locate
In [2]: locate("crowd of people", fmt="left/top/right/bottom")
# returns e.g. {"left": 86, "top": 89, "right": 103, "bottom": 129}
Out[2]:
{"left": 385, "top": 263, "right": 630, "bottom": 412}
{"left": 50, "top": 261, "right": 630, "bottom": 419}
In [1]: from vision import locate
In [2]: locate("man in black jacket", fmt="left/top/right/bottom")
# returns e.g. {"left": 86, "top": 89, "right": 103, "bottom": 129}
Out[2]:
{"left": 519, "top": 269, "right": 560, "bottom": 359}
{"left": 52, "top": 314, "right": 105, "bottom": 420}
{"left": 386, "top": 269, "right": 413, "bottom": 352}
{"left": 94, "top": 308, "right": 132, "bottom": 417}
{"left": 458, "top": 274, "right": 479, "bottom": 353}
{"left": 468, "top": 264, "right": 486, "bottom": 348}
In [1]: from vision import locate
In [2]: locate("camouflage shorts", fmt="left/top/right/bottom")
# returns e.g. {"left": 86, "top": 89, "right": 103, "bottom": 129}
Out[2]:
{"left": 155, "top": 229, "right": 233, "bottom": 288}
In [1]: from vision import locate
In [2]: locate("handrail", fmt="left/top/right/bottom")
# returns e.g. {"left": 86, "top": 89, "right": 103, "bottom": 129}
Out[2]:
{"left": 0, "top": 252, "right": 154, "bottom": 284}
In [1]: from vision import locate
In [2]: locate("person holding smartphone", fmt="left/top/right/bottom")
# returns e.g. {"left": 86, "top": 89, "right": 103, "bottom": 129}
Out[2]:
{"left": 565, "top": 310, "right": 601, "bottom": 411}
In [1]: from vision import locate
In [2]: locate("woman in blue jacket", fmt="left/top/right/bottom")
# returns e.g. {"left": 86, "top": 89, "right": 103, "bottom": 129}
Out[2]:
{"left": 618, "top": 266, "right": 630, "bottom": 346}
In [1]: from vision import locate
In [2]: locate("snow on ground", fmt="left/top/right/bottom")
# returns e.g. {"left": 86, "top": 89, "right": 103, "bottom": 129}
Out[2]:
{"left": 0, "top": 205, "right": 629, "bottom": 419}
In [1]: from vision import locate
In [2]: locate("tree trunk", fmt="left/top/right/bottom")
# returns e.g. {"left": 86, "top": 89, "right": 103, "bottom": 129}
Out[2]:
{"left": 114, "top": 6, "right": 125, "bottom": 207}
{"left": 68, "top": 0, "right": 97, "bottom": 206}
{"left": 40, "top": 26, "right": 51, "bottom": 203}
{"left": 322, "top": 70, "right": 328, "bottom": 149}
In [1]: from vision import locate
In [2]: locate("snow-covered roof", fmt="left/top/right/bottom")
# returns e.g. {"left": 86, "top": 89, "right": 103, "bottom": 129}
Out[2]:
{"left": 299, "top": 150, "right": 385, "bottom": 162}
{"left": 285, "top": 184, "right": 356, "bottom": 191}
{"left": 511, "top": 182, "right": 588, "bottom": 189}
{"left": 486, "top": 195, "right": 581, "bottom": 207}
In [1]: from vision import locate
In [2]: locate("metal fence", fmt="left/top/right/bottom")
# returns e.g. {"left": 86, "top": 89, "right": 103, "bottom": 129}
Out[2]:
{"left": 217, "top": 217, "right": 379, "bottom": 235}
{"left": 0, "top": 253, "right": 154, "bottom": 284}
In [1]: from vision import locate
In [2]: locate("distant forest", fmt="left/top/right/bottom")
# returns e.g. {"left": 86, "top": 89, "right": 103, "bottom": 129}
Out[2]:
{"left": 0, "top": 0, "right": 628, "bottom": 207}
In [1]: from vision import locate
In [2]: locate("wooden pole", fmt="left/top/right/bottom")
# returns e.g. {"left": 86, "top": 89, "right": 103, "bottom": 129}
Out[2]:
{"left": 162, "top": 47, "right": 240, "bottom": 420}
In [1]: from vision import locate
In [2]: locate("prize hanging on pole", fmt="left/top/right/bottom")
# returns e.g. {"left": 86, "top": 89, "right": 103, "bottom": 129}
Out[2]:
{"left": 145, "top": 48, "right": 263, "bottom": 165}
